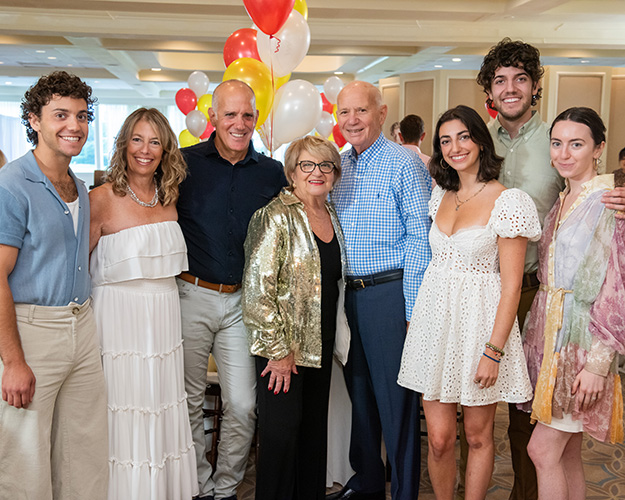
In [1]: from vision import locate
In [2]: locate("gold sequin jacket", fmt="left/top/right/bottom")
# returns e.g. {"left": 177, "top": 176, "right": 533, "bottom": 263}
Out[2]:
{"left": 242, "top": 188, "right": 350, "bottom": 368}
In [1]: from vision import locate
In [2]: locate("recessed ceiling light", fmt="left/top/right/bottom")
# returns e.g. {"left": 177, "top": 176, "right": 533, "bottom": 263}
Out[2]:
{"left": 94, "top": 80, "right": 100, "bottom": 84}
{"left": 581, "top": 60, "right": 590, "bottom": 63}
{"left": 452, "top": 58, "right": 462, "bottom": 62}
{"left": 151, "top": 67, "right": 162, "bottom": 72}
{"left": 434, "top": 65, "right": 443, "bottom": 68}
{"left": 334, "top": 71, "right": 344, "bottom": 75}
{"left": 5, "top": 81, "right": 12, "bottom": 85}
{"left": 67, "top": 64, "right": 73, "bottom": 67}
{"left": 36, "top": 50, "right": 46, "bottom": 53}
{"left": 47, "top": 56, "right": 57, "bottom": 60}
{"left": 0, "top": 61, "right": 4, "bottom": 65}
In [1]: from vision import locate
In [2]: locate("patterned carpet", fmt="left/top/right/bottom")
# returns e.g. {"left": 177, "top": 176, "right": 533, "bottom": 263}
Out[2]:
{"left": 237, "top": 395, "right": 625, "bottom": 499}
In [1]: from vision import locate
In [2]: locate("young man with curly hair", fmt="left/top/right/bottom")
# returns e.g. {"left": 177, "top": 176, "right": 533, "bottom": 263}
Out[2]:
{"left": 0, "top": 71, "right": 108, "bottom": 499}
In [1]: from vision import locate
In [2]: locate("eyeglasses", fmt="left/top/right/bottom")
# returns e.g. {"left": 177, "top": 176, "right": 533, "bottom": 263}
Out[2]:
{"left": 297, "top": 160, "right": 336, "bottom": 174}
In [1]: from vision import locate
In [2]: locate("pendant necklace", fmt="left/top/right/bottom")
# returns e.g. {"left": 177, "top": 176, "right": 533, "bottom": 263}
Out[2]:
{"left": 455, "top": 182, "right": 486, "bottom": 211}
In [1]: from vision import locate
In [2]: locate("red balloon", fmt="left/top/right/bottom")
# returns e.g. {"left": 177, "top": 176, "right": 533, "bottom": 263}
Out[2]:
{"left": 223, "top": 28, "right": 261, "bottom": 67}
{"left": 332, "top": 123, "right": 347, "bottom": 149}
{"left": 176, "top": 88, "right": 197, "bottom": 115}
{"left": 321, "top": 92, "right": 333, "bottom": 114}
{"left": 244, "top": 0, "right": 295, "bottom": 36}
{"left": 200, "top": 122, "right": 215, "bottom": 140}
{"left": 485, "top": 100, "right": 498, "bottom": 120}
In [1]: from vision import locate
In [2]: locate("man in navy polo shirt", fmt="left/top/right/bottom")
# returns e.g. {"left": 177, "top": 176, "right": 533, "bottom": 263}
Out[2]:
{"left": 177, "top": 79, "right": 286, "bottom": 500}
{"left": 0, "top": 72, "right": 108, "bottom": 499}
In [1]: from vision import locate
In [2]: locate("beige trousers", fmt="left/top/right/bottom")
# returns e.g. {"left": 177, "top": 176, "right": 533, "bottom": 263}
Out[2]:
{"left": 0, "top": 300, "right": 108, "bottom": 500}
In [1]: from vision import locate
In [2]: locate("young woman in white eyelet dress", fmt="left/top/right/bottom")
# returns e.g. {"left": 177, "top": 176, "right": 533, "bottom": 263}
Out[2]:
{"left": 397, "top": 105, "right": 541, "bottom": 500}
{"left": 89, "top": 109, "right": 198, "bottom": 500}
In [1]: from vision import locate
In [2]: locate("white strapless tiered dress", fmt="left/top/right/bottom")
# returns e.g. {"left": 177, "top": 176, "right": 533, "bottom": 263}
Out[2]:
{"left": 90, "top": 221, "right": 198, "bottom": 500}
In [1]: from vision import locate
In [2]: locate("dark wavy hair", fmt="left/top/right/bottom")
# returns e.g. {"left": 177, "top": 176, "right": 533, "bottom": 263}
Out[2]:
{"left": 550, "top": 107, "right": 606, "bottom": 146}
{"left": 430, "top": 105, "right": 503, "bottom": 191}
{"left": 476, "top": 38, "right": 544, "bottom": 107}
{"left": 20, "top": 71, "right": 96, "bottom": 145}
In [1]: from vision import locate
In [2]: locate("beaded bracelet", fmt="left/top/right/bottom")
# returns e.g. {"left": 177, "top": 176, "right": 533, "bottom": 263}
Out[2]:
{"left": 483, "top": 352, "right": 501, "bottom": 364}
{"left": 486, "top": 342, "right": 505, "bottom": 357}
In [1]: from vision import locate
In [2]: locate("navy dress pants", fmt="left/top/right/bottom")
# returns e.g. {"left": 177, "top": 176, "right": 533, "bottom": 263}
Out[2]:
{"left": 343, "top": 279, "right": 421, "bottom": 499}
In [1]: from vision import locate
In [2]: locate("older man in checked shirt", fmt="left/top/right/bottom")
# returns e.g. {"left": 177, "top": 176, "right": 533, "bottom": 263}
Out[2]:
{"left": 328, "top": 81, "right": 432, "bottom": 500}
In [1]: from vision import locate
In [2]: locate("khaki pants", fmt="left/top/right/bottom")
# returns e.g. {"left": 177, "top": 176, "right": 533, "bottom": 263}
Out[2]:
{"left": 0, "top": 300, "right": 108, "bottom": 500}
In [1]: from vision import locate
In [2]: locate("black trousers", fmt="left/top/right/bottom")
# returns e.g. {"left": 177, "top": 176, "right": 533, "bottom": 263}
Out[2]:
{"left": 254, "top": 339, "right": 334, "bottom": 500}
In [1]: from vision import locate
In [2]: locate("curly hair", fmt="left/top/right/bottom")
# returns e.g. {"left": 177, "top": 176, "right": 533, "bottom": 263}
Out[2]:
{"left": 107, "top": 108, "right": 187, "bottom": 206}
{"left": 476, "top": 38, "right": 544, "bottom": 105}
{"left": 430, "top": 105, "right": 503, "bottom": 191}
{"left": 284, "top": 135, "right": 341, "bottom": 190}
{"left": 20, "top": 71, "right": 96, "bottom": 146}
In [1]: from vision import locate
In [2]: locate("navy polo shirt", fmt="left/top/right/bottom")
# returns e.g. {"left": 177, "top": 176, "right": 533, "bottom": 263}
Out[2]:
{"left": 178, "top": 133, "right": 286, "bottom": 285}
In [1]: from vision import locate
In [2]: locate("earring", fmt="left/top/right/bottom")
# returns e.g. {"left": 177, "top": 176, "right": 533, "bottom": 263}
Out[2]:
{"left": 440, "top": 159, "right": 449, "bottom": 170}
{"left": 531, "top": 94, "right": 538, "bottom": 106}
{"left": 550, "top": 160, "right": 555, "bottom": 168}
{"left": 486, "top": 98, "right": 496, "bottom": 111}
{"left": 593, "top": 158, "right": 599, "bottom": 171}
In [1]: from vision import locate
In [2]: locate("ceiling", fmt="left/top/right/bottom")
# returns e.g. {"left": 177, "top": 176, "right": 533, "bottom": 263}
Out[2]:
{"left": 1, "top": 0, "right": 625, "bottom": 103}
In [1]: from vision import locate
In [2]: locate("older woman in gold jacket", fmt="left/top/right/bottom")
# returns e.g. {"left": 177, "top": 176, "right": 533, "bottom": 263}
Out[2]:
{"left": 242, "top": 135, "right": 349, "bottom": 500}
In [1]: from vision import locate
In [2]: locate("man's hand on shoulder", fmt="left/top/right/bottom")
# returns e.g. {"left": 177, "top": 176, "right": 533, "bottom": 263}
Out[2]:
{"left": 2, "top": 359, "right": 36, "bottom": 408}
{"left": 602, "top": 187, "right": 625, "bottom": 220}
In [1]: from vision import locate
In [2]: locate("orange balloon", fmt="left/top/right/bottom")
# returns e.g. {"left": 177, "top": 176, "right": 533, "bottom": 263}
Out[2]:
{"left": 223, "top": 58, "right": 273, "bottom": 128}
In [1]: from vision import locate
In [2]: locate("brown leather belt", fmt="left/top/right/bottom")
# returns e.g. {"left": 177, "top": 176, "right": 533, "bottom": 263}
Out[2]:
{"left": 178, "top": 272, "right": 242, "bottom": 293}
{"left": 522, "top": 272, "right": 539, "bottom": 288}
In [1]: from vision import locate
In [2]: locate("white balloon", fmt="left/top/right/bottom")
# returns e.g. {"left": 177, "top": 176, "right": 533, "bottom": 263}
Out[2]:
{"left": 323, "top": 76, "right": 344, "bottom": 104}
{"left": 315, "top": 111, "right": 334, "bottom": 139}
{"left": 256, "top": 11, "right": 310, "bottom": 78}
{"left": 186, "top": 110, "right": 208, "bottom": 138}
{"left": 258, "top": 114, "right": 283, "bottom": 152}
{"left": 273, "top": 79, "right": 322, "bottom": 145}
{"left": 187, "top": 71, "right": 210, "bottom": 98}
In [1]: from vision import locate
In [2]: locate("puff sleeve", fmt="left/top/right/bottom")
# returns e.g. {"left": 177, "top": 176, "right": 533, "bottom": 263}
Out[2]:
{"left": 491, "top": 188, "right": 542, "bottom": 241}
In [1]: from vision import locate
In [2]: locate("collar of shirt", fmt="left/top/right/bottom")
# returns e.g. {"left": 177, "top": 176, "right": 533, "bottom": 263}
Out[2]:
{"left": 202, "top": 131, "right": 260, "bottom": 166}
{"left": 495, "top": 110, "right": 543, "bottom": 145}
{"left": 345, "top": 132, "right": 387, "bottom": 168}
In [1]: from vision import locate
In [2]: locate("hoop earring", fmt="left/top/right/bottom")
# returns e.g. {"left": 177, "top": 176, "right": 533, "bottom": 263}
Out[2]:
{"left": 593, "top": 157, "right": 600, "bottom": 171}
{"left": 550, "top": 160, "right": 555, "bottom": 168}
{"left": 440, "top": 159, "right": 449, "bottom": 170}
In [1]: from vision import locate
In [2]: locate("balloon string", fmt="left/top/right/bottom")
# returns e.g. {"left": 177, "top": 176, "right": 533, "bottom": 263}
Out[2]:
{"left": 269, "top": 40, "right": 276, "bottom": 158}
{"left": 270, "top": 34, "right": 282, "bottom": 54}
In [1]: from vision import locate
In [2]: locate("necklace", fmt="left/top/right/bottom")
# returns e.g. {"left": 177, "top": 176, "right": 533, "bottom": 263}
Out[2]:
{"left": 454, "top": 182, "right": 487, "bottom": 211}
{"left": 127, "top": 182, "right": 159, "bottom": 208}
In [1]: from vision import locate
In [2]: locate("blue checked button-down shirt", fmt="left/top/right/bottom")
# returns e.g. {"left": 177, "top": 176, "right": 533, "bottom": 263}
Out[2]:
{"left": 331, "top": 133, "right": 432, "bottom": 320}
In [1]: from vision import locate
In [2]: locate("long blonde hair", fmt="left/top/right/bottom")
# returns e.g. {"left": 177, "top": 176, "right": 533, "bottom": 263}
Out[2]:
{"left": 107, "top": 108, "right": 187, "bottom": 206}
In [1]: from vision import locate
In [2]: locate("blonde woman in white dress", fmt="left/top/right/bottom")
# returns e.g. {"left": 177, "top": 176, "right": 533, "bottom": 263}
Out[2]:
{"left": 90, "top": 108, "right": 198, "bottom": 500}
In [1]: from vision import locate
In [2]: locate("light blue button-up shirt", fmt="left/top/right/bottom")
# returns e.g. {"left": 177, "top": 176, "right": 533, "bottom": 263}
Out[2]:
{"left": 331, "top": 133, "right": 432, "bottom": 320}
{"left": 0, "top": 151, "right": 91, "bottom": 306}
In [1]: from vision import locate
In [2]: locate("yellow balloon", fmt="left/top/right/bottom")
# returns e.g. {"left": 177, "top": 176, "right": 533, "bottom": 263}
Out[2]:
{"left": 293, "top": 0, "right": 308, "bottom": 20}
{"left": 197, "top": 93, "right": 213, "bottom": 120}
{"left": 179, "top": 129, "right": 199, "bottom": 148}
{"left": 274, "top": 73, "right": 291, "bottom": 90}
{"left": 333, "top": 104, "right": 338, "bottom": 122}
{"left": 328, "top": 132, "right": 334, "bottom": 143}
{"left": 223, "top": 58, "right": 273, "bottom": 129}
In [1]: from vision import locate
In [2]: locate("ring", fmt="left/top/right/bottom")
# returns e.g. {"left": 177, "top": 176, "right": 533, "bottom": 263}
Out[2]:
{"left": 479, "top": 384, "right": 484, "bottom": 389}
{"left": 474, "top": 379, "right": 479, "bottom": 384}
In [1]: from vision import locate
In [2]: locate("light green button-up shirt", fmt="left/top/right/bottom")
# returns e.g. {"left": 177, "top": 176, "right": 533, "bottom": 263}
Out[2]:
{"left": 489, "top": 111, "right": 565, "bottom": 273}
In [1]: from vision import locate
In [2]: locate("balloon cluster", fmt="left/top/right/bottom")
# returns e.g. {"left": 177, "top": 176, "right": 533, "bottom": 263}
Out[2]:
{"left": 176, "top": 71, "right": 214, "bottom": 147}
{"left": 175, "top": 0, "right": 347, "bottom": 153}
